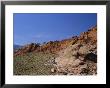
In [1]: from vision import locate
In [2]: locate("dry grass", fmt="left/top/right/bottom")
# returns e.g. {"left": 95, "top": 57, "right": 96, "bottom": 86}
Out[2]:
{"left": 14, "top": 52, "right": 56, "bottom": 75}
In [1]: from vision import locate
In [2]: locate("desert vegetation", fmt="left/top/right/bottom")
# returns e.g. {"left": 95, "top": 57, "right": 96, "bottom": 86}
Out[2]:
{"left": 14, "top": 52, "right": 56, "bottom": 75}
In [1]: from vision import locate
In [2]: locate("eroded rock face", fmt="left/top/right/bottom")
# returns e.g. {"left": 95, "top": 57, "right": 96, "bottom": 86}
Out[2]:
{"left": 52, "top": 26, "right": 97, "bottom": 75}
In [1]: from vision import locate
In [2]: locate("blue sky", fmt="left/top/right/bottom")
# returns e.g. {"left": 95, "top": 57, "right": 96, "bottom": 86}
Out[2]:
{"left": 14, "top": 13, "right": 97, "bottom": 45}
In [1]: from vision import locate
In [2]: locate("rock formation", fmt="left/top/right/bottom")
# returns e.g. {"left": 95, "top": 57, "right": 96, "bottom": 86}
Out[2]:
{"left": 14, "top": 25, "right": 97, "bottom": 75}
{"left": 52, "top": 26, "right": 97, "bottom": 75}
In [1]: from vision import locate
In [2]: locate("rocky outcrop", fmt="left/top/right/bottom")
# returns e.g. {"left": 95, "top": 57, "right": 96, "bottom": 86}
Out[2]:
{"left": 51, "top": 26, "right": 97, "bottom": 75}
{"left": 14, "top": 35, "right": 78, "bottom": 55}
{"left": 14, "top": 43, "right": 40, "bottom": 56}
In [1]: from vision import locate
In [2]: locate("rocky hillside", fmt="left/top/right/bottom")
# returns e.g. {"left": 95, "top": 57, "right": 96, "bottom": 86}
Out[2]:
{"left": 52, "top": 26, "right": 97, "bottom": 75}
{"left": 15, "top": 26, "right": 96, "bottom": 55}
{"left": 14, "top": 36, "right": 78, "bottom": 56}
{"left": 14, "top": 25, "right": 97, "bottom": 75}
